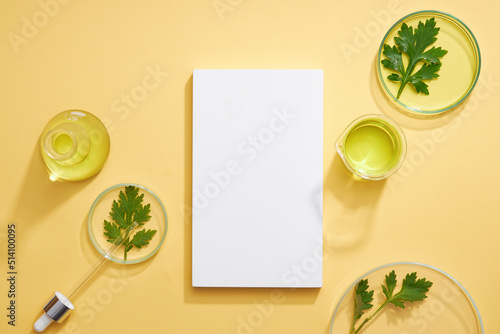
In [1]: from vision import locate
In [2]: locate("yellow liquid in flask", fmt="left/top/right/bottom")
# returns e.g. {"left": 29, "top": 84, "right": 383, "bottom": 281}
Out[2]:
{"left": 337, "top": 115, "right": 406, "bottom": 180}
{"left": 40, "top": 110, "right": 110, "bottom": 182}
{"left": 345, "top": 123, "right": 395, "bottom": 175}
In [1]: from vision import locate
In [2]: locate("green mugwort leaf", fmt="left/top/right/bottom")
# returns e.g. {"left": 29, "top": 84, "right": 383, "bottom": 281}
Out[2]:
{"left": 130, "top": 229, "right": 157, "bottom": 249}
{"left": 103, "top": 220, "right": 122, "bottom": 244}
{"left": 103, "top": 186, "right": 157, "bottom": 260}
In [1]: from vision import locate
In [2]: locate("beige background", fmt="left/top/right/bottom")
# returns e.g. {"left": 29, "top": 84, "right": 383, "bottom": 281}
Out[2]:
{"left": 1, "top": 0, "right": 499, "bottom": 333}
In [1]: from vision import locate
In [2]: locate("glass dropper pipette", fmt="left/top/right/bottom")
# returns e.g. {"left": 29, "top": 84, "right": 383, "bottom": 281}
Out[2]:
{"left": 34, "top": 222, "right": 139, "bottom": 332}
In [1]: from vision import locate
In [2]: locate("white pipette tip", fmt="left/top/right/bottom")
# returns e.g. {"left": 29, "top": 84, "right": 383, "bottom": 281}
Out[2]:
{"left": 34, "top": 291, "right": 74, "bottom": 332}
{"left": 34, "top": 224, "right": 137, "bottom": 331}
{"left": 34, "top": 313, "right": 53, "bottom": 332}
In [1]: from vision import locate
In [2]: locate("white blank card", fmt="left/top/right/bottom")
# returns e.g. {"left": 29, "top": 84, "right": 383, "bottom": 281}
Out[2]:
{"left": 192, "top": 69, "right": 323, "bottom": 287}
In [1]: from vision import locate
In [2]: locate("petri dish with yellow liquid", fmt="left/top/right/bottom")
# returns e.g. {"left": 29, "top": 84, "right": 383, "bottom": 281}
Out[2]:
{"left": 376, "top": 11, "right": 481, "bottom": 114}
{"left": 336, "top": 114, "right": 406, "bottom": 181}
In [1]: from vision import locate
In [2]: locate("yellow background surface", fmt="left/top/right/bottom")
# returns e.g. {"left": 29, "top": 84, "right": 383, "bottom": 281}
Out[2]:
{"left": 1, "top": 0, "right": 499, "bottom": 333}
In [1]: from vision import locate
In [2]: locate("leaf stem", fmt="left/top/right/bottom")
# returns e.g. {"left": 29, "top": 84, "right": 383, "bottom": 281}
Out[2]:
{"left": 121, "top": 222, "right": 138, "bottom": 261}
{"left": 350, "top": 300, "right": 357, "bottom": 334}
{"left": 396, "top": 82, "right": 407, "bottom": 99}
{"left": 396, "top": 56, "right": 419, "bottom": 99}
{"left": 352, "top": 300, "right": 390, "bottom": 334}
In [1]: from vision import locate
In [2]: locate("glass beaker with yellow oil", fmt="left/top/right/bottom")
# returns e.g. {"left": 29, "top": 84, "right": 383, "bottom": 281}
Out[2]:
{"left": 336, "top": 114, "right": 406, "bottom": 181}
{"left": 40, "top": 110, "right": 110, "bottom": 182}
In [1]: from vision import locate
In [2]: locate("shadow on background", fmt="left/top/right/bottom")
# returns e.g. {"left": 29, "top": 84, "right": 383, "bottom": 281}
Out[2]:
{"left": 370, "top": 55, "right": 466, "bottom": 130}
{"left": 183, "top": 75, "right": 320, "bottom": 305}
{"left": 78, "top": 214, "right": 153, "bottom": 283}
{"left": 29, "top": 216, "right": 154, "bottom": 334}
{"left": 11, "top": 140, "right": 94, "bottom": 225}
{"left": 323, "top": 154, "right": 386, "bottom": 251}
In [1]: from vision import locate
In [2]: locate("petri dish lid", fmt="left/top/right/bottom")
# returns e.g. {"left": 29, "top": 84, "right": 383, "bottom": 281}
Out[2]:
{"left": 376, "top": 11, "right": 481, "bottom": 115}
{"left": 329, "top": 262, "right": 483, "bottom": 333}
{"left": 87, "top": 183, "right": 168, "bottom": 264}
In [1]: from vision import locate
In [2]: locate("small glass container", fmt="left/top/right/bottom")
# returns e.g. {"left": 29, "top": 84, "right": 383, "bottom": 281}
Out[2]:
{"left": 336, "top": 114, "right": 406, "bottom": 181}
{"left": 40, "top": 110, "right": 110, "bottom": 182}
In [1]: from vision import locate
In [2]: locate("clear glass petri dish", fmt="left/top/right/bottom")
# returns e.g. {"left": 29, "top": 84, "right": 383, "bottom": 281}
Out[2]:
{"left": 329, "top": 262, "right": 483, "bottom": 333}
{"left": 376, "top": 11, "right": 481, "bottom": 114}
{"left": 87, "top": 183, "right": 168, "bottom": 264}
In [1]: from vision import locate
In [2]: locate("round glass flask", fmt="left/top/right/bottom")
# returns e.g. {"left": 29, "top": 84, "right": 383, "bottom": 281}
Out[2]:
{"left": 40, "top": 110, "right": 110, "bottom": 182}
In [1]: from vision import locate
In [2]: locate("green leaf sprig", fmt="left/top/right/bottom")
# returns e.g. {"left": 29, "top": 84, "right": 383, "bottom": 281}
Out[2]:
{"left": 350, "top": 270, "right": 433, "bottom": 334}
{"left": 351, "top": 279, "right": 374, "bottom": 333}
{"left": 381, "top": 18, "right": 448, "bottom": 99}
{"left": 103, "top": 186, "right": 157, "bottom": 260}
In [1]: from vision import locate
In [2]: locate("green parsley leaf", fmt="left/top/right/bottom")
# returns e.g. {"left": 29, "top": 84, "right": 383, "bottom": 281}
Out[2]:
{"left": 354, "top": 279, "right": 374, "bottom": 320}
{"left": 350, "top": 271, "right": 433, "bottom": 334}
{"left": 385, "top": 271, "right": 433, "bottom": 308}
{"left": 103, "top": 186, "right": 156, "bottom": 260}
{"left": 352, "top": 279, "right": 374, "bottom": 333}
{"left": 381, "top": 18, "right": 448, "bottom": 98}
{"left": 381, "top": 270, "right": 397, "bottom": 301}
